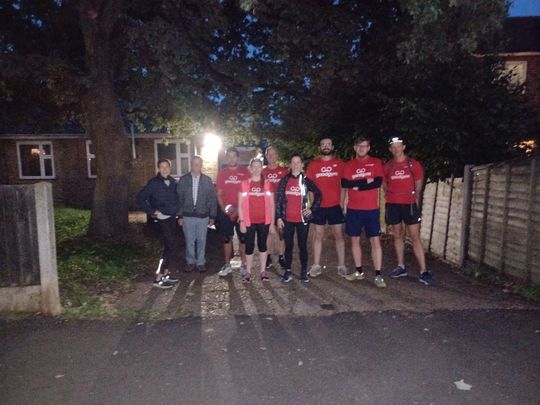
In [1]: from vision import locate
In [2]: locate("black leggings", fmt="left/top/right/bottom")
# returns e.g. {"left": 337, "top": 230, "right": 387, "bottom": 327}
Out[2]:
{"left": 158, "top": 216, "right": 180, "bottom": 273}
{"left": 283, "top": 221, "right": 310, "bottom": 272}
{"left": 245, "top": 223, "right": 270, "bottom": 255}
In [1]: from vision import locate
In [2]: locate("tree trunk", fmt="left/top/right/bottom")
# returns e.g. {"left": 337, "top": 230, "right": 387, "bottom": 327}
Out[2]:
{"left": 80, "top": 1, "right": 130, "bottom": 240}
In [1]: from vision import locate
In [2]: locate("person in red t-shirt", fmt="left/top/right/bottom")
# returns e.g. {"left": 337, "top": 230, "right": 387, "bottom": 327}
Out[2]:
{"left": 383, "top": 135, "right": 434, "bottom": 286}
{"left": 238, "top": 158, "right": 275, "bottom": 282}
{"left": 341, "top": 136, "right": 386, "bottom": 288}
{"left": 306, "top": 137, "right": 347, "bottom": 278}
{"left": 262, "top": 146, "right": 287, "bottom": 269}
{"left": 216, "top": 147, "right": 250, "bottom": 277}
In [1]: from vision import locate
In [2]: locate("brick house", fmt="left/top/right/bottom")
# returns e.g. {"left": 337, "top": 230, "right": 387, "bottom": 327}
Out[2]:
{"left": 0, "top": 129, "right": 258, "bottom": 209}
{"left": 500, "top": 17, "right": 540, "bottom": 115}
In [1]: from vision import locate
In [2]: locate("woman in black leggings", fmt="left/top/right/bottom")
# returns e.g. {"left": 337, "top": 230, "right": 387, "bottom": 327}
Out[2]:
{"left": 275, "top": 154, "right": 321, "bottom": 283}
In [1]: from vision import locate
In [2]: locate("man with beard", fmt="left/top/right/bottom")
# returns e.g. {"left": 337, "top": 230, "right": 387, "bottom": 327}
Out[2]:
{"left": 306, "top": 137, "right": 348, "bottom": 278}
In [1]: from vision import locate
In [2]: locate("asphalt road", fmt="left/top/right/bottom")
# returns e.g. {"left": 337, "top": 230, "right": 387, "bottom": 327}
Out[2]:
{"left": 1, "top": 309, "right": 539, "bottom": 404}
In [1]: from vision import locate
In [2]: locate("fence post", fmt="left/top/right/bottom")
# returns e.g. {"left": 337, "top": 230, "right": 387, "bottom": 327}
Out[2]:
{"left": 499, "top": 163, "right": 511, "bottom": 275}
{"left": 34, "top": 182, "right": 62, "bottom": 315}
{"left": 525, "top": 158, "right": 537, "bottom": 286}
{"left": 428, "top": 181, "right": 439, "bottom": 253}
{"left": 458, "top": 165, "right": 473, "bottom": 267}
{"left": 478, "top": 166, "right": 491, "bottom": 265}
{"left": 443, "top": 175, "right": 455, "bottom": 260}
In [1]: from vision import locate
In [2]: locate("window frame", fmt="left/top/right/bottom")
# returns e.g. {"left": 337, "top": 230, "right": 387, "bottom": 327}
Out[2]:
{"left": 16, "top": 141, "right": 56, "bottom": 179}
{"left": 153, "top": 139, "right": 191, "bottom": 178}
{"left": 85, "top": 140, "right": 97, "bottom": 179}
{"left": 504, "top": 60, "right": 527, "bottom": 87}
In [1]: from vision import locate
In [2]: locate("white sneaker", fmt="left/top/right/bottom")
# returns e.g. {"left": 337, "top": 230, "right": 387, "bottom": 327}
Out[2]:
{"left": 337, "top": 265, "right": 349, "bottom": 277}
{"left": 374, "top": 275, "right": 387, "bottom": 288}
{"left": 218, "top": 264, "right": 232, "bottom": 277}
{"left": 308, "top": 264, "right": 322, "bottom": 278}
{"left": 240, "top": 264, "right": 248, "bottom": 277}
{"left": 345, "top": 271, "right": 365, "bottom": 282}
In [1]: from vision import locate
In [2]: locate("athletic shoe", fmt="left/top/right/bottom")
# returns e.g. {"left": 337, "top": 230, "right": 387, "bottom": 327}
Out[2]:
{"left": 184, "top": 265, "right": 194, "bottom": 273}
{"left": 242, "top": 272, "right": 252, "bottom": 282}
{"left": 163, "top": 274, "right": 179, "bottom": 284}
{"left": 240, "top": 264, "right": 248, "bottom": 277}
{"left": 345, "top": 271, "right": 365, "bottom": 282}
{"left": 218, "top": 264, "right": 233, "bottom": 277}
{"left": 337, "top": 265, "right": 349, "bottom": 277}
{"left": 281, "top": 270, "right": 293, "bottom": 283}
{"left": 389, "top": 266, "right": 407, "bottom": 278}
{"left": 374, "top": 275, "right": 387, "bottom": 288}
{"left": 266, "top": 256, "right": 273, "bottom": 269}
{"left": 197, "top": 265, "right": 207, "bottom": 273}
{"left": 300, "top": 271, "right": 310, "bottom": 283}
{"left": 260, "top": 270, "right": 270, "bottom": 281}
{"left": 278, "top": 255, "right": 286, "bottom": 268}
{"left": 153, "top": 277, "right": 173, "bottom": 289}
{"left": 419, "top": 271, "right": 435, "bottom": 286}
{"left": 308, "top": 264, "right": 322, "bottom": 278}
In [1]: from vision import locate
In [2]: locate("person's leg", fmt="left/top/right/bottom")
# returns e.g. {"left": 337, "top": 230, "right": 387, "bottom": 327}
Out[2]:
{"left": 158, "top": 217, "right": 179, "bottom": 279}
{"left": 283, "top": 221, "right": 295, "bottom": 270}
{"left": 195, "top": 217, "right": 209, "bottom": 266}
{"left": 392, "top": 223, "right": 405, "bottom": 267}
{"left": 332, "top": 223, "right": 346, "bottom": 267}
{"left": 407, "top": 224, "right": 426, "bottom": 273}
{"left": 182, "top": 217, "right": 197, "bottom": 266}
{"left": 351, "top": 236, "right": 362, "bottom": 268}
{"left": 312, "top": 224, "right": 324, "bottom": 265}
{"left": 369, "top": 236, "right": 383, "bottom": 271}
{"left": 297, "top": 222, "right": 310, "bottom": 274}
{"left": 256, "top": 224, "right": 270, "bottom": 276}
{"left": 244, "top": 225, "right": 256, "bottom": 277}
{"left": 235, "top": 222, "right": 247, "bottom": 267}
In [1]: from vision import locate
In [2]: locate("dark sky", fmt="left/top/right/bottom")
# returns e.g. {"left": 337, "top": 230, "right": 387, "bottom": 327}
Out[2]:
{"left": 509, "top": 0, "right": 540, "bottom": 16}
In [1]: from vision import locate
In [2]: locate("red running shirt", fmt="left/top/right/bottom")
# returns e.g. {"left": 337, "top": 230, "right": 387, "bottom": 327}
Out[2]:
{"left": 247, "top": 180, "right": 266, "bottom": 224}
{"left": 216, "top": 166, "right": 250, "bottom": 206}
{"left": 285, "top": 177, "right": 303, "bottom": 222}
{"left": 262, "top": 166, "right": 288, "bottom": 194}
{"left": 384, "top": 159, "right": 424, "bottom": 204}
{"left": 306, "top": 157, "right": 344, "bottom": 207}
{"left": 343, "top": 156, "right": 384, "bottom": 210}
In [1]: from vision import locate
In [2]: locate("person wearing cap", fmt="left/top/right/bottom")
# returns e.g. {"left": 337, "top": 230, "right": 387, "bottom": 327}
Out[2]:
{"left": 341, "top": 136, "right": 386, "bottom": 288}
{"left": 383, "top": 135, "right": 434, "bottom": 285}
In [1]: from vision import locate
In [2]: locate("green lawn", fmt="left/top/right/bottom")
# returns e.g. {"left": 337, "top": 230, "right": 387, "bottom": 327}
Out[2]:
{"left": 55, "top": 208, "right": 159, "bottom": 317}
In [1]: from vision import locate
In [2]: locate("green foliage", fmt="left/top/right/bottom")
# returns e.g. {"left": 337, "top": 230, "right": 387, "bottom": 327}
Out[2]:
{"left": 55, "top": 208, "right": 91, "bottom": 244}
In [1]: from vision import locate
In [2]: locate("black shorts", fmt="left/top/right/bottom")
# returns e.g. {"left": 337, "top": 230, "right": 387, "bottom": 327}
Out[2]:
{"left": 345, "top": 209, "right": 381, "bottom": 237}
{"left": 385, "top": 203, "right": 422, "bottom": 225}
{"left": 312, "top": 205, "right": 345, "bottom": 225}
{"left": 217, "top": 210, "right": 246, "bottom": 243}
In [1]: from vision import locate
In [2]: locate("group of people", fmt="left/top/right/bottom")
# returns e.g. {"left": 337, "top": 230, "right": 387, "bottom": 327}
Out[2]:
{"left": 137, "top": 134, "right": 434, "bottom": 289}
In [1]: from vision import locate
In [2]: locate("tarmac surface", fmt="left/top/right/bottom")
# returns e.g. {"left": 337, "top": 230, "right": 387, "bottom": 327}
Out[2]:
{"left": 1, "top": 226, "right": 539, "bottom": 404}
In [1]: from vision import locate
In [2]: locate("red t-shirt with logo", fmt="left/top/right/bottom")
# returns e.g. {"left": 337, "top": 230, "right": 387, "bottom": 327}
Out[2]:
{"left": 384, "top": 158, "right": 424, "bottom": 204}
{"left": 306, "top": 157, "right": 344, "bottom": 208}
{"left": 262, "top": 165, "right": 288, "bottom": 194}
{"left": 343, "top": 156, "right": 384, "bottom": 210}
{"left": 285, "top": 177, "right": 303, "bottom": 222}
{"left": 247, "top": 180, "right": 266, "bottom": 224}
{"left": 216, "top": 165, "right": 250, "bottom": 206}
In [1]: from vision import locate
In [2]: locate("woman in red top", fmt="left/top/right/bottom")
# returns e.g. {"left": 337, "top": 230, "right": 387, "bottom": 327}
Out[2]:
{"left": 238, "top": 158, "right": 275, "bottom": 281}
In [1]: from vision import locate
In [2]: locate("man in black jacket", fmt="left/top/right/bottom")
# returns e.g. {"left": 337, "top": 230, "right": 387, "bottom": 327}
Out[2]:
{"left": 176, "top": 155, "right": 217, "bottom": 272}
{"left": 137, "top": 159, "right": 180, "bottom": 289}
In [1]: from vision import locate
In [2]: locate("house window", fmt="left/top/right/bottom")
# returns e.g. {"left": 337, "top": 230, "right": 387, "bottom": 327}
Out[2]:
{"left": 17, "top": 141, "right": 55, "bottom": 179}
{"left": 504, "top": 61, "right": 527, "bottom": 87}
{"left": 154, "top": 140, "right": 191, "bottom": 177}
{"left": 86, "top": 140, "right": 96, "bottom": 178}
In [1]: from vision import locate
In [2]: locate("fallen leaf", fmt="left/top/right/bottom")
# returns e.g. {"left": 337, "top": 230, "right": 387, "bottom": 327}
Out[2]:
{"left": 298, "top": 360, "right": 303, "bottom": 366}
{"left": 454, "top": 379, "right": 472, "bottom": 391}
{"left": 113, "top": 351, "right": 119, "bottom": 356}
{"left": 55, "top": 374, "right": 65, "bottom": 379}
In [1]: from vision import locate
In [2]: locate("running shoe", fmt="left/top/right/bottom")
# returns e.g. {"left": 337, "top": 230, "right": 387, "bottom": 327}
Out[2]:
{"left": 278, "top": 255, "right": 286, "bottom": 268}
{"left": 266, "top": 256, "right": 273, "bottom": 269}
{"left": 419, "top": 271, "right": 435, "bottom": 286}
{"left": 218, "top": 264, "right": 233, "bottom": 277}
{"left": 163, "top": 273, "right": 179, "bottom": 284}
{"left": 308, "top": 264, "right": 322, "bottom": 278}
{"left": 197, "top": 265, "right": 207, "bottom": 273}
{"left": 260, "top": 270, "right": 270, "bottom": 281}
{"left": 389, "top": 266, "right": 407, "bottom": 278}
{"left": 242, "top": 272, "right": 252, "bottom": 282}
{"left": 153, "top": 277, "right": 173, "bottom": 289}
{"left": 337, "top": 265, "right": 349, "bottom": 277}
{"left": 345, "top": 271, "right": 365, "bottom": 282}
{"left": 240, "top": 264, "right": 248, "bottom": 277}
{"left": 374, "top": 275, "right": 387, "bottom": 288}
{"left": 300, "top": 271, "right": 310, "bottom": 283}
{"left": 281, "top": 270, "right": 293, "bottom": 283}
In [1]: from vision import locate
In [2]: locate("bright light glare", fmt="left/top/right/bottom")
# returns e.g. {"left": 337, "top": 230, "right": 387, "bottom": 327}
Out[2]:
{"left": 203, "top": 132, "right": 222, "bottom": 153}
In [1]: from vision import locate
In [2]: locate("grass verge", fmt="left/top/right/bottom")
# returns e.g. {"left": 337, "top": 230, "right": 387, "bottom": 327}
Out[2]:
{"left": 56, "top": 208, "right": 159, "bottom": 319}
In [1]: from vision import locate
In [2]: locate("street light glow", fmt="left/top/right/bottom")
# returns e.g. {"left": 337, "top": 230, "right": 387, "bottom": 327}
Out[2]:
{"left": 203, "top": 132, "right": 222, "bottom": 154}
